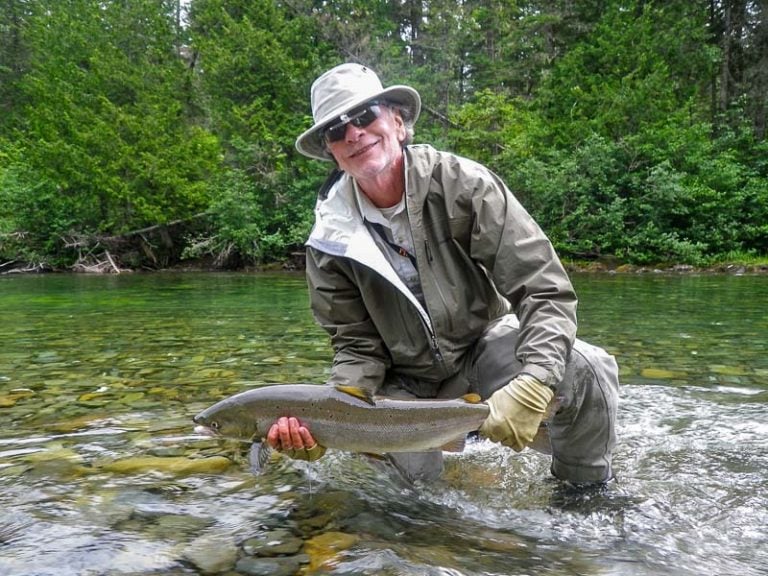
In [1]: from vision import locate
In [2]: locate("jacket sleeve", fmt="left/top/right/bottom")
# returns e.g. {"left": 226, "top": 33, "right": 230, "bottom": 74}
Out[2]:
{"left": 468, "top": 167, "right": 577, "bottom": 387}
{"left": 305, "top": 246, "right": 391, "bottom": 394}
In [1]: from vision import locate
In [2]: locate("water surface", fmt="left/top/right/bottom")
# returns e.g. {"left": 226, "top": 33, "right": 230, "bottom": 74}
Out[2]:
{"left": 1, "top": 271, "right": 766, "bottom": 576}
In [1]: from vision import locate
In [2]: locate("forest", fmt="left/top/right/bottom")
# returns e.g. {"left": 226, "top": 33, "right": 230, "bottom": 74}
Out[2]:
{"left": 1, "top": 0, "right": 766, "bottom": 272}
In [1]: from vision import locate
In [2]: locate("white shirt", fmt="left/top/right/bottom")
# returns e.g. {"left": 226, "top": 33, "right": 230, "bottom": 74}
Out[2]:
{"left": 354, "top": 183, "right": 425, "bottom": 306}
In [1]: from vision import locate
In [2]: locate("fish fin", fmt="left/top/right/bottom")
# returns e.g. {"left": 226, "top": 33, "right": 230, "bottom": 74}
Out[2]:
{"left": 439, "top": 436, "right": 467, "bottom": 453}
{"left": 362, "top": 452, "right": 387, "bottom": 461}
{"left": 386, "top": 452, "right": 444, "bottom": 483}
{"left": 528, "top": 424, "right": 553, "bottom": 455}
{"left": 334, "top": 385, "right": 376, "bottom": 405}
{"left": 248, "top": 442, "right": 273, "bottom": 474}
{"left": 461, "top": 393, "right": 483, "bottom": 404}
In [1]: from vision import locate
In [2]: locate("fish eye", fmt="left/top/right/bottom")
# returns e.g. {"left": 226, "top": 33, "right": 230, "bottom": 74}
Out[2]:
{"left": 210, "top": 421, "right": 220, "bottom": 431}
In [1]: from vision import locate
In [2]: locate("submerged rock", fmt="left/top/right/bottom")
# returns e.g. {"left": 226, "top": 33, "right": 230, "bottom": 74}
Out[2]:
{"left": 304, "top": 531, "right": 360, "bottom": 573}
{"left": 235, "top": 555, "right": 304, "bottom": 576}
{"left": 101, "top": 455, "right": 232, "bottom": 475}
{"left": 182, "top": 533, "right": 238, "bottom": 574}
{"left": 640, "top": 368, "right": 687, "bottom": 379}
{"left": 241, "top": 528, "right": 304, "bottom": 557}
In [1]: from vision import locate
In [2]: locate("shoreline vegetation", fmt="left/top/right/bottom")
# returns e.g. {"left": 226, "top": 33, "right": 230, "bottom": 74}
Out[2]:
{"left": 2, "top": 215, "right": 766, "bottom": 277}
{"left": 2, "top": 250, "right": 766, "bottom": 276}
{"left": 3, "top": 3, "right": 767, "bottom": 281}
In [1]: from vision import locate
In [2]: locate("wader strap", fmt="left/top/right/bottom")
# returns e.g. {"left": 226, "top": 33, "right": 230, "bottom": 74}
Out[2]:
{"left": 318, "top": 168, "right": 344, "bottom": 200}
{"left": 365, "top": 220, "right": 418, "bottom": 269}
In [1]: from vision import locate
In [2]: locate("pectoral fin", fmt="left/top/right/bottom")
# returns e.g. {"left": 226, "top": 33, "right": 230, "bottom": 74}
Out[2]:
{"left": 386, "top": 452, "right": 444, "bottom": 483}
{"left": 248, "top": 442, "right": 273, "bottom": 474}
{"left": 439, "top": 436, "right": 467, "bottom": 453}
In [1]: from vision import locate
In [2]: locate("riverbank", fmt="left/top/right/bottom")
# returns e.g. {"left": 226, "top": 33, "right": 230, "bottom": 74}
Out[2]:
{"left": 2, "top": 254, "right": 768, "bottom": 276}
{"left": 563, "top": 260, "right": 768, "bottom": 275}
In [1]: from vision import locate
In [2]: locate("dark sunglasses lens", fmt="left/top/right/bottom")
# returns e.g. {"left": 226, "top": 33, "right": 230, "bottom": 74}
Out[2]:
{"left": 324, "top": 123, "right": 347, "bottom": 143}
{"left": 350, "top": 106, "right": 379, "bottom": 127}
{"left": 324, "top": 105, "right": 381, "bottom": 143}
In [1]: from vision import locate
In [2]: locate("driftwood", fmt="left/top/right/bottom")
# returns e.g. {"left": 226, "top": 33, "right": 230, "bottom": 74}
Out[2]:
{"left": 100, "top": 214, "right": 209, "bottom": 244}
{"left": 65, "top": 212, "right": 210, "bottom": 273}
{"left": 71, "top": 247, "right": 123, "bottom": 274}
{"left": 0, "top": 261, "right": 50, "bottom": 275}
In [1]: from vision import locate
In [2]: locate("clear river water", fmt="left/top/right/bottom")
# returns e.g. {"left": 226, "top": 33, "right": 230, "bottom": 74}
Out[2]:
{"left": 0, "top": 271, "right": 766, "bottom": 576}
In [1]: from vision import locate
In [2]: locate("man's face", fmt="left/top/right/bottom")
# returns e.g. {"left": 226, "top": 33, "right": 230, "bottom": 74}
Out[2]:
{"left": 325, "top": 103, "right": 406, "bottom": 183}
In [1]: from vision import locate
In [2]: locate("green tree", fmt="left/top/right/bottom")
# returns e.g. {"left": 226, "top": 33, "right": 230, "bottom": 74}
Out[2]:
{"left": 0, "top": 0, "right": 32, "bottom": 125}
{"left": 187, "top": 0, "right": 334, "bottom": 263}
{"left": 2, "top": 0, "right": 766, "bottom": 267}
{"left": 6, "top": 0, "right": 221, "bottom": 259}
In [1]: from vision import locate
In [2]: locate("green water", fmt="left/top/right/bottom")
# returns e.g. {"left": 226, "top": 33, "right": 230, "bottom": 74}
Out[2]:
{"left": 1, "top": 271, "right": 766, "bottom": 576}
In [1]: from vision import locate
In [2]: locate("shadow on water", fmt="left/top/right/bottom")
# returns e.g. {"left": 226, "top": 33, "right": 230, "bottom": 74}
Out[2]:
{"left": 1, "top": 272, "right": 767, "bottom": 575}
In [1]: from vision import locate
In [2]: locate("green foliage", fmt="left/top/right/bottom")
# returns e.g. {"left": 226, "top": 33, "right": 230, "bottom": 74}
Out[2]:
{"left": 484, "top": 0, "right": 765, "bottom": 265}
{"left": 7, "top": 0, "right": 222, "bottom": 242}
{"left": 1, "top": 0, "right": 766, "bottom": 268}
{"left": 508, "top": 121, "right": 766, "bottom": 265}
{"left": 183, "top": 163, "right": 320, "bottom": 266}
{"left": 536, "top": 1, "right": 713, "bottom": 145}
{"left": 449, "top": 90, "right": 545, "bottom": 171}
{"left": 511, "top": 135, "right": 628, "bottom": 258}
{"left": 182, "top": 0, "right": 332, "bottom": 266}
{"left": 189, "top": 0, "right": 330, "bottom": 160}
{"left": 0, "top": 149, "right": 71, "bottom": 264}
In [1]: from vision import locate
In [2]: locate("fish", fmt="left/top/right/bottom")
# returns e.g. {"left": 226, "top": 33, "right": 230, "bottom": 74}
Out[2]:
{"left": 192, "top": 383, "right": 490, "bottom": 455}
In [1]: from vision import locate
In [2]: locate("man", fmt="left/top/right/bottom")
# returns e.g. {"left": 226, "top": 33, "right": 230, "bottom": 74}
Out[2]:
{"left": 267, "top": 63, "right": 619, "bottom": 485}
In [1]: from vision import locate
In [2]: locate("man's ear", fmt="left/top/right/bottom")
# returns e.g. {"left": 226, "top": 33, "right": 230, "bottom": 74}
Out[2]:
{"left": 394, "top": 112, "right": 407, "bottom": 143}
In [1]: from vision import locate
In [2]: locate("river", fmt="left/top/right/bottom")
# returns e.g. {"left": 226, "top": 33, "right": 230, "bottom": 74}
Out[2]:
{"left": 1, "top": 271, "right": 766, "bottom": 576}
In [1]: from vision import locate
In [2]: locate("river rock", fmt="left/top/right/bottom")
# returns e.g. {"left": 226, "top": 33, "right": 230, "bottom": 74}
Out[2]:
{"left": 242, "top": 528, "right": 304, "bottom": 556}
{"left": 182, "top": 533, "right": 238, "bottom": 574}
{"left": 101, "top": 455, "right": 231, "bottom": 475}
{"left": 234, "top": 556, "right": 303, "bottom": 576}
{"left": 640, "top": 368, "right": 687, "bottom": 379}
{"left": 709, "top": 364, "right": 748, "bottom": 376}
{"left": 304, "top": 531, "right": 360, "bottom": 573}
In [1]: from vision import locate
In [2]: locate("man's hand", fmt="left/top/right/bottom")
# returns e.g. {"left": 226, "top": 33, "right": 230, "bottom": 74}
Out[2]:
{"left": 479, "top": 374, "right": 554, "bottom": 452}
{"left": 266, "top": 416, "right": 326, "bottom": 461}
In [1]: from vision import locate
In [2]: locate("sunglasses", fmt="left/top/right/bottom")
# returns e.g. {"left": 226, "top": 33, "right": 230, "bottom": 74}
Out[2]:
{"left": 323, "top": 102, "right": 384, "bottom": 143}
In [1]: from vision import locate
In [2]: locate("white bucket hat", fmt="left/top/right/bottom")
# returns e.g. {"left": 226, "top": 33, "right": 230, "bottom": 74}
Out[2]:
{"left": 295, "top": 63, "right": 421, "bottom": 161}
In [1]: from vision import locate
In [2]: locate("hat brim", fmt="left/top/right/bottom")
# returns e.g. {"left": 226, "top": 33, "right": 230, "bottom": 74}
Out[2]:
{"left": 295, "top": 85, "right": 421, "bottom": 161}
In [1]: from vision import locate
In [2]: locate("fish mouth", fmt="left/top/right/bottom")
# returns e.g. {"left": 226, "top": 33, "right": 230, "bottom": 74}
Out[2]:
{"left": 193, "top": 424, "right": 217, "bottom": 437}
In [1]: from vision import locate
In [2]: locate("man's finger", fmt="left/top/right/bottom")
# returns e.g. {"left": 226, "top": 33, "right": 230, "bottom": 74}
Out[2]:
{"left": 288, "top": 417, "right": 304, "bottom": 447}
{"left": 298, "top": 426, "right": 315, "bottom": 446}
{"left": 266, "top": 423, "right": 280, "bottom": 449}
{"left": 277, "top": 416, "right": 293, "bottom": 449}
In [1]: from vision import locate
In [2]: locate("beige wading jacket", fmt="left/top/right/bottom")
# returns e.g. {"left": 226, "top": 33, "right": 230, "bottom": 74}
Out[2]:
{"left": 306, "top": 144, "right": 577, "bottom": 395}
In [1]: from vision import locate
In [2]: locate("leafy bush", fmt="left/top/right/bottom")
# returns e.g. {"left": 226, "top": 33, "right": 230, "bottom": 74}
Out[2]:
{"left": 183, "top": 165, "right": 318, "bottom": 267}
{"left": 0, "top": 155, "right": 78, "bottom": 264}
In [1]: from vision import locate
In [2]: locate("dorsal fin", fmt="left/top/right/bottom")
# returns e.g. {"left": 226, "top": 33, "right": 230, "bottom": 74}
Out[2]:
{"left": 334, "top": 385, "right": 376, "bottom": 405}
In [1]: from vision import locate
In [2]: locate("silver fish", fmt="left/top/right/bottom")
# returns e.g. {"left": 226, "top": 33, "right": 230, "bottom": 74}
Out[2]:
{"left": 193, "top": 383, "right": 489, "bottom": 454}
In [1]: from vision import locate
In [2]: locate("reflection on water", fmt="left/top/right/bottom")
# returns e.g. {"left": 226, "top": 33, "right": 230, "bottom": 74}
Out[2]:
{"left": 0, "top": 272, "right": 766, "bottom": 576}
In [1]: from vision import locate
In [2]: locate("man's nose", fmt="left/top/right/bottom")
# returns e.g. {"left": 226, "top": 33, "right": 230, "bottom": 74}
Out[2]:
{"left": 345, "top": 122, "right": 365, "bottom": 141}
